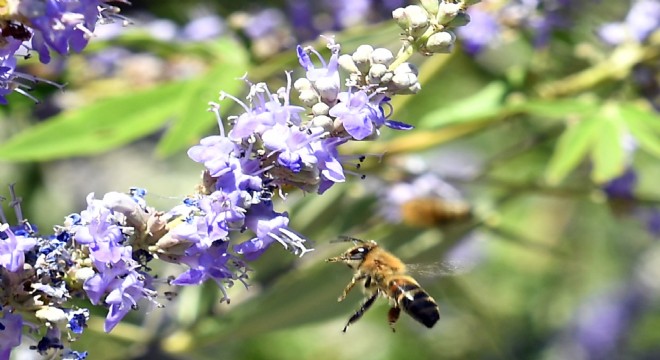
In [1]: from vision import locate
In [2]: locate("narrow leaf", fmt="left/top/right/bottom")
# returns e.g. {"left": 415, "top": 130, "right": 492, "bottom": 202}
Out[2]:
{"left": 418, "top": 81, "right": 507, "bottom": 128}
{"left": 0, "top": 83, "right": 183, "bottom": 161}
{"left": 156, "top": 38, "right": 249, "bottom": 156}
{"left": 590, "top": 111, "right": 627, "bottom": 183}
{"left": 545, "top": 117, "right": 599, "bottom": 184}
{"left": 620, "top": 103, "right": 660, "bottom": 158}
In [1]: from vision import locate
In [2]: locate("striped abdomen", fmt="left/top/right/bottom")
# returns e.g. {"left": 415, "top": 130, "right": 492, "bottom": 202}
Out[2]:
{"left": 389, "top": 278, "right": 440, "bottom": 328}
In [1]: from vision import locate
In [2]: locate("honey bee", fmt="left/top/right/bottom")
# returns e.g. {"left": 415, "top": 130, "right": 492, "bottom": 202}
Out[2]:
{"left": 399, "top": 197, "right": 471, "bottom": 228}
{"left": 326, "top": 236, "right": 440, "bottom": 332}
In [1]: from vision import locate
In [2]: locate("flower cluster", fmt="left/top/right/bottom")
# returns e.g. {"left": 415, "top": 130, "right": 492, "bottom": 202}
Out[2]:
{"left": 0, "top": 0, "right": 479, "bottom": 358}
{"left": 0, "top": 0, "right": 126, "bottom": 104}
{"left": 456, "top": 0, "right": 586, "bottom": 55}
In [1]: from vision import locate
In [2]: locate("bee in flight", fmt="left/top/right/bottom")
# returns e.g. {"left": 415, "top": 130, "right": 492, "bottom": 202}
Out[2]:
{"left": 326, "top": 236, "right": 440, "bottom": 332}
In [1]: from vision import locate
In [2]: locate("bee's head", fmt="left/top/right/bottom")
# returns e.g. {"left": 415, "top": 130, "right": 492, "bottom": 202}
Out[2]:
{"left": 326, "top": 238, "right": 378, "bottom": 269}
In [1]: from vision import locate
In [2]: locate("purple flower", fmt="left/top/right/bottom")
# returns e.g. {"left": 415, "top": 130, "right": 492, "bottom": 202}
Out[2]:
{"left": 104, "top": 272, "right": 153, "bottom": 332}
{"left": 28, "top": 0, "right": 103, "bottom": 64}
{"left": 182, "top": 15, "right": 225, "bottom": 41}
{"left": 0, "top": 38, "right": 22, "bottom": 105}
{"left": 598, "top": 0, "right": 660, "bottom": 45}
{"left": 457, "top": 8, "right": 500, "bottom": 55}
{"left": 234, "top": 202, "right": 311, "bottom": 260}
{"left": 329, "top": 90, "right": 384, "bottom": 140}
{"left": 603, "top": 168, "right": 637, "bottom": 199}
{"left": 70, "top": 194, "right": 126, "bottom": 264}
{"left": 297, "top": 42, "right": 341, "bottom": 103}
{"left": 244, "top": 9, "right": 286, "bottom": 40}
{"left": 0, "top": 310, "right": 22, "bottom": 355}
{"left": 0, "top": 224, "right": 37, "bottom": 272}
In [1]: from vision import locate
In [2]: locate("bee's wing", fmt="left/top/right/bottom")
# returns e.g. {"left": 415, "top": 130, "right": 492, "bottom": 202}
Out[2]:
{"left": 405, "top": 261, "right": 473, "bottom": 278}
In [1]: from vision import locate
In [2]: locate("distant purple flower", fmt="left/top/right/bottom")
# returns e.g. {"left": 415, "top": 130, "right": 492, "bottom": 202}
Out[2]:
{"left": 325, "top": 0, "right": 371, "bottom": 28}
{"left": 603, "top": 168, "right": 637, "bottom": 199}
{"left": 572, "top": 286, "right": 647, "bottom": 359}
{"left": 244, "top": 9, "right": 286, "bottom": 39}
{"left": 647, "top": 210, "right": 660, "bottom": 236}
{"left": 0, "top": 310, "right": 22, "bottom": 355}
{"left": 598, "top": 0, "right": 660, "bottom": 45}
{"left": 182, "top": 15, "right": 225, "bottom": 41}
{"left": 457, "top": 8, "right": 500, "bottom": 55}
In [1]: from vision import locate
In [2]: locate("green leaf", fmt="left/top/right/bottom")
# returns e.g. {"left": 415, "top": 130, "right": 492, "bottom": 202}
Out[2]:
{"left": 156, "top": 38, "right": 250, "bottom": 156}
{"left": 590, "top": 107, "right": 627, "bottom": 183}
{"left": 620, "top": 103, "right": 660, "bottom": 158}
{"left": 417, "top": 81, "right": 507, "bottom": 128}
{"left": 545, "top": 116, "right": 600, "bottom": 185}
{"left": 0, "top": 83, "right": 183, "bottom": 162}
{"left": 508, "top": 98, "right": 599, "bottom": 119}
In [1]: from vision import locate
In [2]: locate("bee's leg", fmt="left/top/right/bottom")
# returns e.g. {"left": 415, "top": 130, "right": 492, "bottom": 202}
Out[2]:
{"left": 342, "top": 292, "right": 378, "bottom": 333}
{"left": 338, "top": 273, "right": 367, "bottom": 302}
{"left": 388, "top": 307, "right": 401, "bottom": 333}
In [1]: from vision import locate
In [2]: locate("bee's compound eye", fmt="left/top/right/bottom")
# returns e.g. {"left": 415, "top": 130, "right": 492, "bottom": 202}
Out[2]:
{"left": 348, "top": 247, "right": 368, "bottom": 260}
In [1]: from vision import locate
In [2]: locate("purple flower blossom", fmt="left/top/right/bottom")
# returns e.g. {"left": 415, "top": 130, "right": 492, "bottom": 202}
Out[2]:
{"left": 598, "top": 0, "right": 660, "bottom": 45}
{"left": 603, "top": 168, "right": 637, "bottom": 199}
{"left": 234, "top": 202, "right": 310, "bottom": 260}
{"left": 28, "top": 0, "right": 103, "bottom": 64}
{"left": 0, "top": 310, "right": 22, "bottom": 356}
{"left": 329, "top": 90, "right": 384, "bottom": 140}
{"left": 104, "top": 272, "right": 153, "bottom": 332}
{"left": 457, "top": 8, "right": 500, "bottom": 55}
{"left": 70, "top": 194, "right": 126, "bottom": 263}
{"left": 0, "top": 224, "right": 37, "bottom": 272}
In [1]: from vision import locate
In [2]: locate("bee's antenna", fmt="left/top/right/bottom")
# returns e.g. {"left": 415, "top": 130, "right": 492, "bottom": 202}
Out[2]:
{"left": 331, "top": 235, "right": 367, "bottom": 244}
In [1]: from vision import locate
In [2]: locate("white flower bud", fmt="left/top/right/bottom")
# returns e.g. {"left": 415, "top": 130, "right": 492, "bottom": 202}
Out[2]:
{"left": 338, "top": 54, "right": 360, "bottom": 73}
{"left": 426, "top": 30, "right": 455, "bottom": 53}
{"left": 312, "top": 102, "right": 330, "bottom": 116}
{"left": 294, "top": 78, "right": 313, "bottom": 92}
{"left": 392, "top": 7, "right": 410, "bottom": 31}
{"left": 404, "top": 5, "right": 431, "bottom": 38}
{"left": 437, "top": 2, "right": 462, "bottom": 25}
{"left": 352, "top": 45, "right": 374, "bottom": 74}
{"left": 310, "top": 115, "right": 334, "bottom": 132}
{"left": 36, "top": 306, "right": 67, "bottom": 324}
{"left": 298, "top": 89, "right": 319, "bottom": 107}
{"left": 392, "top": 71, "right": 418, "bottom": 90}
{"left": 74, "top": 266, "right": 97, "bottom": 282}
{"left": 394, "top": 62, "right": 419, "bottom": 76}
{"left": 368, "top": 64, "right": 389, "bottom": 84}
{"left": 370, "top": 48, "right": 394, "bottom": 66}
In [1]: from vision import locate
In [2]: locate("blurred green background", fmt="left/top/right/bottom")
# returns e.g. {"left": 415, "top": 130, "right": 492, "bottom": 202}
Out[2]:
{"left": 1, "top": 0, "right": 659, "bottom": 359}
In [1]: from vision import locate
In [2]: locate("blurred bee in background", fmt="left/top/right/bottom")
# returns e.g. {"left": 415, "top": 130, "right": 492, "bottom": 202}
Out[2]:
{"left": 326, "top": 237, "right": 440, "bottom": 332}
{"left": 399, "top": 197, "right": 472, "bottom": 228}
{"left": 378, "top": 164, "right": 472, "bottom": 228}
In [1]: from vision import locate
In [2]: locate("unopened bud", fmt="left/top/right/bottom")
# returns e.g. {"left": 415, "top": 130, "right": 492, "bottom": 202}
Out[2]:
{"left": 425, "top": 30, "right": 455, "bottom": 53}
{"left": 338, "top": 54, "right": 360, "bottom": 73}
{"left": 368, "top": 64, "right": 389, "bottom": 84}
{"left": 310, "top": 115, "right": 334, "bottom": 132}
{"left": 404, "top": 5, "right": 431, "bottom": 38}
{"left": 371, "top": 48, "right": 394, "bottom": 66}
{"left": 437, "top": 2, "right": 462, "bottom": 25}
{"left": 353, "top": 45, "right": 374, "bottom": 74}
{"left": 312, "top": 102, "right": 330, "bottom": 116}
